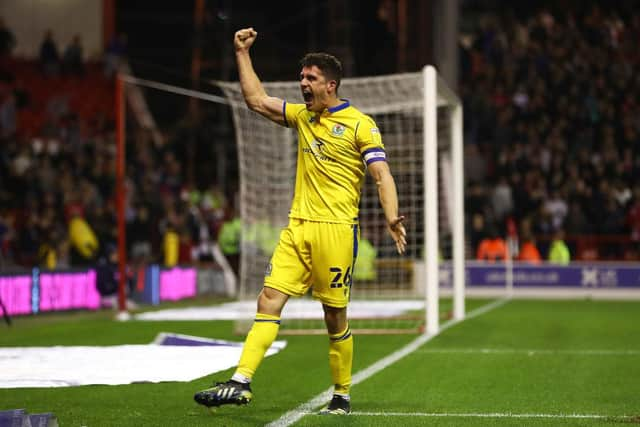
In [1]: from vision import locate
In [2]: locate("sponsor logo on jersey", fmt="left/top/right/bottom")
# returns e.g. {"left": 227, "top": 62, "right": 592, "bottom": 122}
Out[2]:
{"left": 303, "top": 139, "right": 336, "bottom": 162}
{"left": 310, "top": 139, "right": 325, "bottom": 155}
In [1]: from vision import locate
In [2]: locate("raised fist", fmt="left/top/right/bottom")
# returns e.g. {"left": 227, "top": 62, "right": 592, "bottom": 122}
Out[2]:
{"left": 234, "top": 28, "right": 257, "bottom": 51}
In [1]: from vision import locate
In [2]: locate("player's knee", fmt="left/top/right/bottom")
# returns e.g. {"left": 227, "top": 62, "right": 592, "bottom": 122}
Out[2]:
{"left": 257, "top": 287, "right": 288, "bottom": 315}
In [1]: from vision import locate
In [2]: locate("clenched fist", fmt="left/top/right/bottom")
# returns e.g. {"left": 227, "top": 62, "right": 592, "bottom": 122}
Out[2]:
{"left": 234, "top": 28, "right": 257, "bottom": 51}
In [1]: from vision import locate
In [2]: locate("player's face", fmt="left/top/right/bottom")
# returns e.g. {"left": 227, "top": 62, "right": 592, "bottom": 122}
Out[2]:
{"left": 299, "top": 65, "right": 335, "bottom": 112}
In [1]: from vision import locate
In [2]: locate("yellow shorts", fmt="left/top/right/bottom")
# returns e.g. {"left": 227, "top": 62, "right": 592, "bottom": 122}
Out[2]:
{"left": 264, "top": 218, "right": 359, "bottom": 308}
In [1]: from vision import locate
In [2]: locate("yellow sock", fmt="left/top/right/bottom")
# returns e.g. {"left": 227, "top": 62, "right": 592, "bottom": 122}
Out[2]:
{"left": 235, "top": 313, "right": 281, "bottom": 380}
{"left": 328, "top": 325, "right": 353, "bottom": 395}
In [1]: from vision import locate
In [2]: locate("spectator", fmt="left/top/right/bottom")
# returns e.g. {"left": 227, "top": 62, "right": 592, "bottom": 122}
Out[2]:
{"left": 68, "top": 213, "right": 99, "bottom": 266}
{"left": 565, "top": 200, "right": 590, "bottom": 235}
{"left": 491, "top": 176, "right": 513, "bottom": 221}
{"left": 465, "top": 181, "right": 489, "bottom": 217}
{"left": 517, "top": 234, "right": 542, "bottom": 264}
{"left": 56, "top": 238, "right": 70, "bottom": 268}
{"left": 0, "top": 210, "right": 15, "bottom": 265}
{"left": 469, "top": 212, "right": 487, "bottom": 255}
{"left": 217, "top": 214, "right": 241, "bottom": 275}
{"left": 16, "top": 211, "right": 40, "bottom": 266}
{"left": 38, "top": 238, "right": 57, "bottom": 269}
{"left": 62, "top": 35, "right": 85, "bottom": 76}
{"left": 0, "top": 85, "right": 16, "bottom": 139}
{"left": 127, "top": 205, "right": 153, "bottom": 263}
{"left": 464, "top": 144, "right": 487, "bottom": 184}
{"left": 178, "top": 228, "right": 193, "bottom": 264}
{"left": 544, "top": 189, "right": 568, "bottom": 231}
{"left": 353, "top": 237, "right": 377, "bottom": 281}
{"left": 104, "top": 33, "right": 128, "bottom": 76}
{"left": 505, "top": 216, "right": 519, "bottom": 258}
{"left": 88, "top": 205, "right": 116, "bottom": 256}
{"left": 476, "top": 224, "right": 509, "bottom": 262}
{"left": 0, "top": 18, "right": 15, "bottom": 58}
{"left": 39, "top": 30, "right": 60, "bottom": 76}
{"left": 163, "top": 223, "right": 179, "bottom": 267}
{"left": 600, "top": 196, "right": 626, "bottom": 235}
{"left": 548, "top": 229, "right": 570, "bottom": 265}
{"left": 95, "top": 244, "right": 118, "bottom": 299}
{"left": 626, "top": 186, "right": 640, "bottom": 242}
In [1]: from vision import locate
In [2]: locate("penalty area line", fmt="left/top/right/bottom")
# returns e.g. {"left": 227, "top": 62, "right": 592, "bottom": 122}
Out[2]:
{"left": 265, "top": 297, "right": 510, "bottom": 427}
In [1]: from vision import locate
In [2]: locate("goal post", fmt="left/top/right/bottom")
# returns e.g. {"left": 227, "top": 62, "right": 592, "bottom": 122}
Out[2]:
{"left": 423, "top": 65, "right": 465, "bottom": 334}
{"left": 220, "top": 65, "right": 465, "bottom": 335}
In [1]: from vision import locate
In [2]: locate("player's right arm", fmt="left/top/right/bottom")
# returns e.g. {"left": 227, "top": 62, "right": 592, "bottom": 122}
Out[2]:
{"left": 234, "top": 28, "right": 286, "bottom": 126}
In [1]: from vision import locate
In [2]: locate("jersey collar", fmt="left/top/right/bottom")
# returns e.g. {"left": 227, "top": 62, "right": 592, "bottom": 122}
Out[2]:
{"left": 327, "top": 99, "right": 350, "bottom": 114}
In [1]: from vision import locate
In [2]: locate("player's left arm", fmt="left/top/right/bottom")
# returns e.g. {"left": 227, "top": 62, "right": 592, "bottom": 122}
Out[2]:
{"left": 368, "top": 161, "right": 406, "bottom": 254}
{"left": 357, "top": 115, "right": 406, "bottom": 254}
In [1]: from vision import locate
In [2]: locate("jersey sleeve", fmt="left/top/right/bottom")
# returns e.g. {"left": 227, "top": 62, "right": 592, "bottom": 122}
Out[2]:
{"left": 356, "top": 115, "right": 386, "bottom": 166}
{"left": 283, "top": 102, "right": 307, "bottom": 129}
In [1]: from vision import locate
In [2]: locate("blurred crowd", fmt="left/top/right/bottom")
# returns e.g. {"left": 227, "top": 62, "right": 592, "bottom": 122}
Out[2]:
{"left": 3, "top": 4, "right": 640, "bottom": 270}
{"left": 459, "top": 4, "right": 640, "bottom": 261}
{"left": 0, "top": 24, "right": 235, "bottom": 273}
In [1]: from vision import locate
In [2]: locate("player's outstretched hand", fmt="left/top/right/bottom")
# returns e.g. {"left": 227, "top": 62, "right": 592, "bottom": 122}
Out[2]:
{"left": 387, "top": 216, "right": 407, "bottom": 254}
{"left": 234, "top": 28, "right": 257, "bottom": 51}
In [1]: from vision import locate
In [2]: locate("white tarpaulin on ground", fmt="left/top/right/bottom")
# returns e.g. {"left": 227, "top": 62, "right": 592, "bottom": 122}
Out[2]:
{"left": 0, "top": 334, "right": 286, "bottom": 388}
{"left": 134, "top": 299, "right": 425, "bottom": 321}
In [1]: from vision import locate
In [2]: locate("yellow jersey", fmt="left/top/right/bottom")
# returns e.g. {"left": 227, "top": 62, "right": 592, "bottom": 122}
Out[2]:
{"left": 283, "top": 99, "right": 386, "bottom": 224}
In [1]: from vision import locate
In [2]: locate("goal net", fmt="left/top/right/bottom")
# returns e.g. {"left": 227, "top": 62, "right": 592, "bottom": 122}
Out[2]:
{"left": 219, "top": 66, "right": 464, "bottom": 335}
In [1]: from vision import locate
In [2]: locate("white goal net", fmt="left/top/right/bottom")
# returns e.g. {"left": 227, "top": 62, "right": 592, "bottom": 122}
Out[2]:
{"left": 219, "top": 66, "right": 464, "bottom": 334}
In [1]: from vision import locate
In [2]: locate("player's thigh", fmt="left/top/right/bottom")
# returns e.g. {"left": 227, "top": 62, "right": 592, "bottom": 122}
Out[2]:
{"left": 264, "top": 220, "right": 312, "bottom": 296}
{"left": 310, "top": 222, "right": 358, "bottom": 308}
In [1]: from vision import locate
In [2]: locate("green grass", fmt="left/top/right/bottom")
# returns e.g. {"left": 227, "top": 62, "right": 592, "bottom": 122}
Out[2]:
{"left": 1, "top": 298, "right": 639, "bottom": 426}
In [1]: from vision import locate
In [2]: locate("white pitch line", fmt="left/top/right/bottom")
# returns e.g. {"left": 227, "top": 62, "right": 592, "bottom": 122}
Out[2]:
{"left": 266, "top": 298, "right": 510, "bottom": 427}
{"left": 416, "top": 348, "right": 640, "bottom": 356}
{"left": 348, "top": 411, "right": 630, "bottom": 420}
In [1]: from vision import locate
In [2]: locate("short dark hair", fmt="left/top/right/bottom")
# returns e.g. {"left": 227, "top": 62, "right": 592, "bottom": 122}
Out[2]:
{"left": 300, "top": 52, "right": 343, "bottom": 90}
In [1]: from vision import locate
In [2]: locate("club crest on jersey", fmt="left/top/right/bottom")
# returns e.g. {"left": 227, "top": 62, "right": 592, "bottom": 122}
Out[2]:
{"left": 332, "top": 124, "right": 346, "bottom": 136}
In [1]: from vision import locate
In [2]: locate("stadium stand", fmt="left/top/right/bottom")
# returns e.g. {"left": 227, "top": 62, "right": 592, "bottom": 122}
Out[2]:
{"left": 459, "top": 4, "right": 640, "bottom": 260}
{"left": 0, "top": 51, "right": 231, "bottom": 273}
{"left": 1, "top": 3, "right": 640, "bottom": 273}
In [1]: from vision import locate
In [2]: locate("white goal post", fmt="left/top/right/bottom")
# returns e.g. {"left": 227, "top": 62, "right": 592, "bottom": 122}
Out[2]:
{"left": 423, "top": 66, "right": 465, "bottom": 334}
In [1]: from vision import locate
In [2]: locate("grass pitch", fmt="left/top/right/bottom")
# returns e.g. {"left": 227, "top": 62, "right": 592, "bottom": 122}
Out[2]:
{"left": 1, "top": 297, "right": 638, "bottom": 426}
